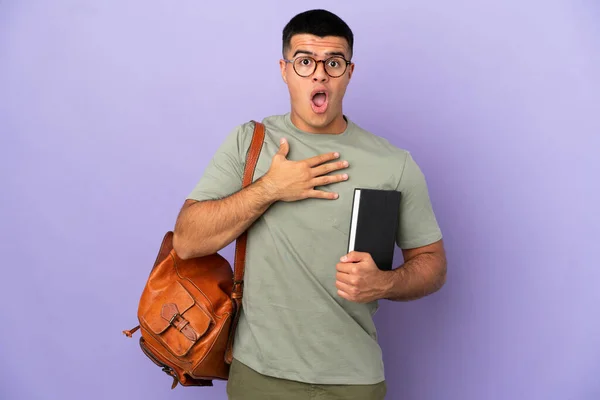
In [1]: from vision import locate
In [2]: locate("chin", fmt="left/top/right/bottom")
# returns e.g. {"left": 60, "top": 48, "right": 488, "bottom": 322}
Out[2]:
{"left": 308, "top": 108, "right": 338, "bottom": 126}
{"left": 309, "top": 118, "right": 336, "bottom": 132}
{"left": 309, "top": 113, "right": 332, "bottom": 126}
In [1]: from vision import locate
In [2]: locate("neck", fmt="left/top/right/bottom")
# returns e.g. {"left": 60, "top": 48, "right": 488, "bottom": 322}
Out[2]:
{"left": 290, "top": 111, "right": 347, "bottom": 135}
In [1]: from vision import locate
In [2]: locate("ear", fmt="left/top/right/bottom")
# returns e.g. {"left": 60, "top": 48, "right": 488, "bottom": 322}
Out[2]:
{"left": 347, "top": 62, "right": 355, "bottom": 80}
{"left": 279, "top": 59, "right": 288, "bottom": 84}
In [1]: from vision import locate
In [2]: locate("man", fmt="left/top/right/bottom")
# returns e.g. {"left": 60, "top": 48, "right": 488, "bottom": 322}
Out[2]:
{"left": 173, "top": 9, "right": 446, "bottom": 400}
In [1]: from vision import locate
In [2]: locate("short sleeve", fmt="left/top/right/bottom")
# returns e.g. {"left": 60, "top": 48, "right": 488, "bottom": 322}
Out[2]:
{"left": 395, "top": 152, "right": 443, "bottom": 249}
{"left": 186, "top": 122, "right": 255, "bottom": 201}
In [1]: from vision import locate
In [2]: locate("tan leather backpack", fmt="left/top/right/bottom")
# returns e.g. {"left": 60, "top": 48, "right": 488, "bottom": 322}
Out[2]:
{"left": 123, "top": 121, "right": 265, "bottom": 389}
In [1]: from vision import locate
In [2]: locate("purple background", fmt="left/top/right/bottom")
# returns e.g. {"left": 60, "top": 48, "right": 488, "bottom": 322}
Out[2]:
{"left": 1, "top": 1, "right": 599, "bottom": 399}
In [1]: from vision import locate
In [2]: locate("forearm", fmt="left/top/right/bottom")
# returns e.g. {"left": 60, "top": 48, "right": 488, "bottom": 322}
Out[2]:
{"left": 384, "top": 252, "right": 447, "bottom": 301}
{"left": 173, "top": 178, "right": 277, "bottom": 259}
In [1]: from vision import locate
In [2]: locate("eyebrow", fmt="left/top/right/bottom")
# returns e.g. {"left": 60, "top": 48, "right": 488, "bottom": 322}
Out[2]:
{"left": 292, "top": 49, "right": 348, "bottom": 59}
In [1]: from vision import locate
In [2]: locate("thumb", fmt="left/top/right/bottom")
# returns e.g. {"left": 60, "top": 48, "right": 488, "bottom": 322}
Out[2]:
{"left": 341, "top": 251, "right": 368, "bottom": 263}
{"left": 276, "top": 137, "right": 289, "bottom": 158}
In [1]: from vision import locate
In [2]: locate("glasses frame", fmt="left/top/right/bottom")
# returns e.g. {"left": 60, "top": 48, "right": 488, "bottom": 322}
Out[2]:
{"left": 283, "top": 55, "right": 352, "bottom": 78}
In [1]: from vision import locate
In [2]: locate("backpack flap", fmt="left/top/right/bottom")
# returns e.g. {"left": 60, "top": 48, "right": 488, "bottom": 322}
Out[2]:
{"left": 141, "top": 281, "right": 212, "bottom": 357}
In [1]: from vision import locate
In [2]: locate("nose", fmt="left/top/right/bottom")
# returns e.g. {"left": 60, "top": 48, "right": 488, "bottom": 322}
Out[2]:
{"left": 312, "top": 60, "right": 329, "bottom": 82}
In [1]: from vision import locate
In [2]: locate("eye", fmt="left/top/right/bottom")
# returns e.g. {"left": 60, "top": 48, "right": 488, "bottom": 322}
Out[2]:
{"left": 298, "top": 57, "right": 313, "bottom": 66}
{"left": 327, "top": 58, "right": 345, "bottom": 69}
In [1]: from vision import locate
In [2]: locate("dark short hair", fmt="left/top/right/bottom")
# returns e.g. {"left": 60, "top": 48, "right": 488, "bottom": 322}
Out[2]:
{"left": 282, "top": 9, "right": 354, "bottom": 59}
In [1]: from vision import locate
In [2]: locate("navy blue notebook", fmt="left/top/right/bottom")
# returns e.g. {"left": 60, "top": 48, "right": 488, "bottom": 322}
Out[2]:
{"left": 347, "top": 188, "right": 402, "bottom": 270}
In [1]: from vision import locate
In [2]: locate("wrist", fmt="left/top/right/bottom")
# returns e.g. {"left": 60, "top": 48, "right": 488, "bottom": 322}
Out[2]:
{"left": 380, "top": 269, "right": 398, "bottom": 299}
{"left": 256, "top": 175, "right": 280, "bottom": 204}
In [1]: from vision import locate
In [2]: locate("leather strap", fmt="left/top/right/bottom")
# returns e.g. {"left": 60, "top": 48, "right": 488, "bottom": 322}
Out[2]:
{"left": 233, "top": 121, "right": 265, "bottom": 297}
{"left": 225, "top": 120, "right": 265, "bottom": 364}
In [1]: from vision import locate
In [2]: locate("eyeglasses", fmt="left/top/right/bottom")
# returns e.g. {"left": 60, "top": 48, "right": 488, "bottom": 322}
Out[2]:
{"left": 283, "top": 56, "right": 351, "bottom": 78}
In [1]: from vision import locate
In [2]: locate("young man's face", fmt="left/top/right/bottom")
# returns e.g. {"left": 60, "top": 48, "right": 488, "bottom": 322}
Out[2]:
{"left": 280, "top": 34, "right": 354, "bottom": 134}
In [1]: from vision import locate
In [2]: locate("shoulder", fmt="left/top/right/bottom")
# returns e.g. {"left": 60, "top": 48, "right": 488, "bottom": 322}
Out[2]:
{"left": 216, "top": 119, "right": 260, "bottom": 161}
{"left": 229, "top": 119, "right": 258, "bottom": 141}
{"left": 260, "top": 114, "right": 288, "bottom": 133}
{"left": 219, "top": 114, "right": 285, "bottom": 161}
{"left": 348, "top": 118, "right": 411, "bottom": 162}
{"left": 231, "top": 114, "right": 286, "bottom": 139}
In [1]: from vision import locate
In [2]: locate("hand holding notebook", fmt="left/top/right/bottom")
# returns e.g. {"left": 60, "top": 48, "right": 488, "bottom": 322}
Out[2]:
{"left": 335, "top": 249, "right": 395, "bottom": 303}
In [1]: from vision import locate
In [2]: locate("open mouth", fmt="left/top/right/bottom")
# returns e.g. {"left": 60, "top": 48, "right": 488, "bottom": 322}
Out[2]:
{"left": 311, "top": 90, "right": 329, "bottom": 114}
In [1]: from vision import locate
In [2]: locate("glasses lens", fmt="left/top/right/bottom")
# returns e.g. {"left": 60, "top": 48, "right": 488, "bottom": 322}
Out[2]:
{"left": 324, "top": 57, "right": 347, "bottom": 77}
{"left": 294, "top": 57, "right": 315, "bottom": 77}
